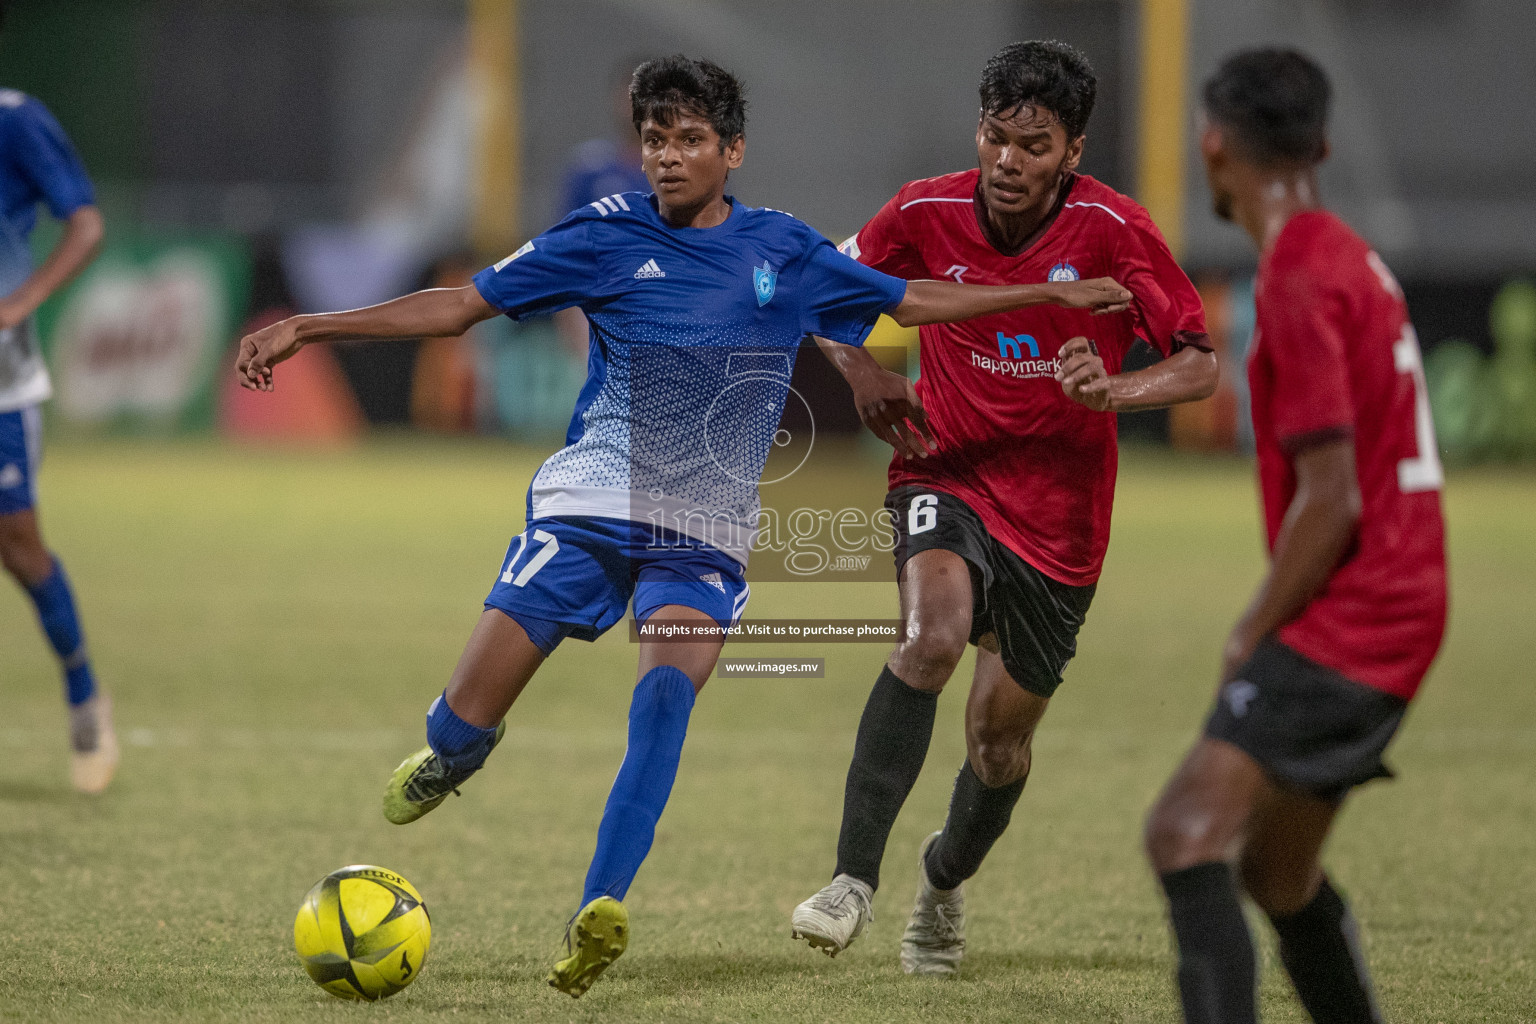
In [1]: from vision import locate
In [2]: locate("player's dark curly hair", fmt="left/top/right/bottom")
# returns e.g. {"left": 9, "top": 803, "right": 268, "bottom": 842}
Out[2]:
{"left": 979, "top": 40, "right": 1097, "bottom": 139}
{"left": 1203, "top": 48, "right": 1331, "bottom": 166}
{"left": 630, "top": 55, "right": 747, "bottom": 148}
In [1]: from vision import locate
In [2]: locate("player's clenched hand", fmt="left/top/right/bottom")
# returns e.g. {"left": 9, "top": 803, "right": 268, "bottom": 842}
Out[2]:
{"left": 1049, "top": 277, "right": 1132, "bottom": 315}
{"left": 235, "top": 318, "right": 304, "bottom": 392}
{"left": 1055, "top": 336, "right": 1112, "bottom": 412}
{"left": 1219, "top": 621, "right": 1262, "bottom": 687}
{"left": 850, "top": 365, "right": 936, "bottom": 458}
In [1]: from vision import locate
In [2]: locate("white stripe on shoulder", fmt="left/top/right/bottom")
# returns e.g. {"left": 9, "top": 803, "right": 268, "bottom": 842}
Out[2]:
{"left": 601, "top": 196, "right": 620, "bottom": 213}
{"left": 22, "top": 404, "right": 42, "bottom": 471}
{"left": 898, "top": 197, "right": 973, "bottom": 211}
{"left": 611, "top": 194, "right": 631, "bottom": 211}
{"left": 590, "top": 200, "right": 609, "bottom": 215}
{"left": 1064, "top": 201, "right": 1127, "bottom": 225}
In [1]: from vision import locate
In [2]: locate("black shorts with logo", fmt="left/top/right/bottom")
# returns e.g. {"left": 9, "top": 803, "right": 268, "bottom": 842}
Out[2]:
{"left": 1204, "top": 635, "right": 1409, "bottom": 802}
{"left": 885, "top": 486, "right": 1095, "bottom": 698}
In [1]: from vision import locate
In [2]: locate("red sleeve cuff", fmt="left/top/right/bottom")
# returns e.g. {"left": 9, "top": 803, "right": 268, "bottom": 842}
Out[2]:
{"left": 1169, "top": 330, "right": 1214, "bottom": 353}
{"left": 1279, "top": 424, "right": 1354, "bottom": 454}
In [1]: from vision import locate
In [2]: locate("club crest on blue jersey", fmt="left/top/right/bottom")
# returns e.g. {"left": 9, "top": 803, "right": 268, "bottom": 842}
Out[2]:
{"left": 1047, "top": 262, "right": 1080, "bottom": 282}
{"left": 753, "top": 261, "right": 778, "bottom": 306}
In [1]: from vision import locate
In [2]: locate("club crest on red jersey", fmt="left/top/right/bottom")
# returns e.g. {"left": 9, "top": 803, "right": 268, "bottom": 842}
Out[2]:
{"left": 1048, "top": 262, "right": 1080, "bottom": 282}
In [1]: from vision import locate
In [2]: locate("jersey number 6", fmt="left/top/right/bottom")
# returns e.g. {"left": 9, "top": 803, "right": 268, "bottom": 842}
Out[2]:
{"left": 908, "top": 494, "right": 938, "bottom": 535}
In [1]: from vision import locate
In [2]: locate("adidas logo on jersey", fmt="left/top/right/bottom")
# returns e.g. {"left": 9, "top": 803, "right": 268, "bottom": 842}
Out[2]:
{"left": 700, "top": 572, "right": 726, "bottom": 594}
{"left": 634, "top": 259, "right": 666, "bottom": 279}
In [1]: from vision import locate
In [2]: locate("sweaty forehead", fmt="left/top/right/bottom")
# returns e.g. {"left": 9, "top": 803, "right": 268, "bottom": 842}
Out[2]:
{"left": 984, "top": 105, "right": 1062, "bottom": 138}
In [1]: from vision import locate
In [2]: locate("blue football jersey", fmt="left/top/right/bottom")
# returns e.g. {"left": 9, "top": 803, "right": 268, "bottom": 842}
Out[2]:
{"left": 473, "top": 192, "right": 907, "bottom": 565}
{"left": 0, "top": 90, "right": 94, "bottom": 295}
{"left": 0, "top": 90, "right": 95, "bottom": 411}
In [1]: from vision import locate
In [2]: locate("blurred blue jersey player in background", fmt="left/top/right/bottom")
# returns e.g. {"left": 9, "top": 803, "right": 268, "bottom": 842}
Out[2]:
{"left": 1, "top": 4, "right": 115, "bottom": 794}
{"left": 551, "top": 59, "right": 652, "bottom": 354}
{"left": 236, "top": 55, "right": 1131, "bottom": 997}
{"left": 558, "top": 59, "right": 650, "bottom": 216}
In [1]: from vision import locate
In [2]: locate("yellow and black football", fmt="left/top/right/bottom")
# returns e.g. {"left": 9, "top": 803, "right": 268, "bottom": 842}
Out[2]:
{"left": 293, "top": 865, "right": 431, "bottom": 1001}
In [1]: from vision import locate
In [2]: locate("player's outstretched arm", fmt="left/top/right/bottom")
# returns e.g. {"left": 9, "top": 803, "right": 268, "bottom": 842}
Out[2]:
{"left": 1220, "top": 438, "right": 1361, "bottom": 682}
{"left": 235, "top": 285, "right": 499, "bottom": 392}
{"left": 1056, "top": 337, "right": 1218, "bottom": 413}
{"left": 887, "top": 277, "right": 1131, "bottom": 328}
{"left": 812, "top": 337, "right": 935, "bottom": 458}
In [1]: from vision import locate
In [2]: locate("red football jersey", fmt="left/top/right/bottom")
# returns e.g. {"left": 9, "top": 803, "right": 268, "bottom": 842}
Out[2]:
{"left": 845, "top": 170, "right": 1209, "bottom": 585}
{"left": 1250, "top": 210, "right": 1447, "bottom": 700}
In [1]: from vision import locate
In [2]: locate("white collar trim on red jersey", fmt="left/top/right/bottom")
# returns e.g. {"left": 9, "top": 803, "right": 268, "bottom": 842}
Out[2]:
{"left": 1063, "top": 200, "right": 1126, "bottom": 224}
{"left": 898, "top": 196, "right": 973, "bottom": 210}
{"left": 896, "top": 195, "right": 1127, "bottom": 227}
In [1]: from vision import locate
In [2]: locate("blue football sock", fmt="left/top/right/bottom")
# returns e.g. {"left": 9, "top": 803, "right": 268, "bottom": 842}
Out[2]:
{"left": 581, "top": 665, "right": 696, "bottom": 906}
{"left": 425, "top": 691, "right": 500, "bottom": 776}
{"left": 25, "top": 557, "right": 95, "bottom": 706}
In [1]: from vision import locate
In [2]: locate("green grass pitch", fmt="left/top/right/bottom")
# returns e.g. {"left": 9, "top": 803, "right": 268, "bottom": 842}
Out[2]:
{"left": 1, "top": 439, "right": 1532, "bottom": 1022}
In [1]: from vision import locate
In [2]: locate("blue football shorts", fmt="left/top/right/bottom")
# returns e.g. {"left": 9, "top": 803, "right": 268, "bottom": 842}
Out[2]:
{"left": 484, "top": 515, "right": 751, "bottom": 655}
{"left": 0, "top": 405, "right": 42, "bottom": 516}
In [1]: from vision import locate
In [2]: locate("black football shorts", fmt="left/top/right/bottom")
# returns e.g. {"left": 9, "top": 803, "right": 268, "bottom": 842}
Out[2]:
{"left": 884, "top": 486, "right": 1095, "bottom": 698}
{"left": 1204, "top": 635, "right": 1409, "bottom": 802}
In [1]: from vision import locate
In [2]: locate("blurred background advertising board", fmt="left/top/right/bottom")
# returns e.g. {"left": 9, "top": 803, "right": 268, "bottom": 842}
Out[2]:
{"left": 34, "top": 231, "right": 250, "bottom": 433}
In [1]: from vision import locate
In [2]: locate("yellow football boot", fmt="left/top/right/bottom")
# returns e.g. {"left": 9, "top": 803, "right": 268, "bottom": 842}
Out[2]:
{"left": 547, "top": 896, "right": 628, "bottom": 998}
{"left": 381, "top": 720, "right": 505, "bottom": 825}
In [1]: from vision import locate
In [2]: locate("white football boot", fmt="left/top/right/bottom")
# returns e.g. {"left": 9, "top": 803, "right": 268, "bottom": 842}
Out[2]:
{"left": 791, "top": 874, "right": 873, "bottom": 956}
{"left": 900, "top": 831, "right": 966, "bottom": 975}
{"left": 69, "top": 693, "right": 119, "bottom": 795}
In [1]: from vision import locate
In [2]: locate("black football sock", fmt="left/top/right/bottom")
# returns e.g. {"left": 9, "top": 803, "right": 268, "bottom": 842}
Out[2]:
{"left": 1269, "top": 876, "right": 1383, "bottom": 1024}
{"left": 833, "top": 666, "right": 939, "bottom": 890}
{"left": 924, "top": 759, "right": 1026, "bottom": 890}
{"left": 1159, "top": 862, "right": 1258, "bottom": 1024}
